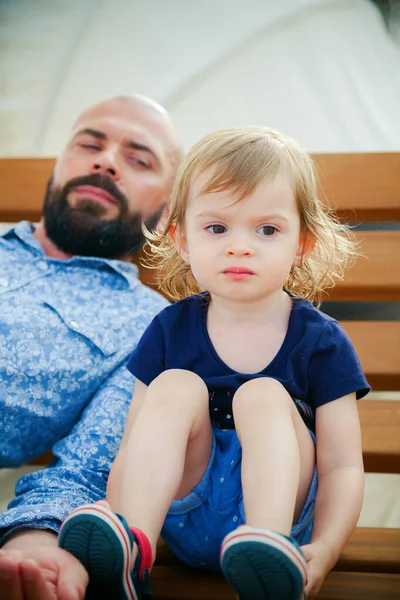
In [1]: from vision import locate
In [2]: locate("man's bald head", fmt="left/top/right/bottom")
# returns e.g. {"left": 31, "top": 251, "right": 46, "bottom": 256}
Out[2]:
{"left": 74, "top": 93, "right": 169, "bottom": 123}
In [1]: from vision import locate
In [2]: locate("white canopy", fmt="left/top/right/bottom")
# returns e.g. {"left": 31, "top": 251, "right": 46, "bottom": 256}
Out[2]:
{"left": 1, "top": 0, "right": 399, "bottom": 155}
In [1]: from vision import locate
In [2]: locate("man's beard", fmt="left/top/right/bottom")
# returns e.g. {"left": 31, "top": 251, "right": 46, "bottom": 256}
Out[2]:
{"left": 42, "top": 174, "right": 164, "bottom": 259}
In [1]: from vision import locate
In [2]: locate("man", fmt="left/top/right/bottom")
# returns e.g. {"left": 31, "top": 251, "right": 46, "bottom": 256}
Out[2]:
{"left": 0, "top": 94, "right": 181, "bottom": 599}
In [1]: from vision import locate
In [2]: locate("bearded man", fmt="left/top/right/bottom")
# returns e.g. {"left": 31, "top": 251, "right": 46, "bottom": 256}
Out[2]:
{"left": 0, "top": 94, "right": 182, "bottom": 600}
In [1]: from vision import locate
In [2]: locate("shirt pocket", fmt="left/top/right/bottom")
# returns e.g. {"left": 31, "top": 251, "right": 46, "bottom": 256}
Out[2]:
{"left": 44, "top": 299, "right": 119, "bottom": 357}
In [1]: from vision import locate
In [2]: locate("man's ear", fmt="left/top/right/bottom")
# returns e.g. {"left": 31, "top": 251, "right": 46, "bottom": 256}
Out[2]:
{"left": 156, "top": 204, "right": 170, "bottom": 232}
{"left": 172, "top": 224, "right": 190, "bottom": 264}
{"left": 293, "top": 231, "right": 315, "bottom": 267}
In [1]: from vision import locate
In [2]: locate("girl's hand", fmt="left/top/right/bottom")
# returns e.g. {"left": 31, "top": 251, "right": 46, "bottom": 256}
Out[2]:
{"left": 301, "top": 541, "right": 333, "bottom": 599}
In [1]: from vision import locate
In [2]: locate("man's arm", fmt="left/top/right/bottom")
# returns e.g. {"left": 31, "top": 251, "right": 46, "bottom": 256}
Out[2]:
{"left": 0, "top": 364, "right": 133, "bottom": 599}
{"left": 0, "top": 363, "right": 133, "bottom": 543}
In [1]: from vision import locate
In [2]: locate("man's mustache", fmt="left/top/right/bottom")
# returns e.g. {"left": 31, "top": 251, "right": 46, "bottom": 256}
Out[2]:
{"left": 61, "top": 174, "right": 128, "bottom": 211}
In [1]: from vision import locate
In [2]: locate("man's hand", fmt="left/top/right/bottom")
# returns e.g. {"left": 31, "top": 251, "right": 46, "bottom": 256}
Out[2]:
{"left": 0, "top": 529, "right": 88, "bottom": 600}
{"left": 301, "top": 540, "right": 333, "bottom": 599}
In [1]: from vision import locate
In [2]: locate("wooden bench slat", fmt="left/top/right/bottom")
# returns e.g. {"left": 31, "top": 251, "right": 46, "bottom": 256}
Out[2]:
{"left": 30, "top": 399, "right": 400, "bottom": 474}
{"left": 152, "top": 525, "right": 400, "bottom": 597}
{"left": 156, "top": 528, "right": 400, "bottom": 575}
{"left": 341, "top": 322, "right": 400, "bottom": 391}
{"left": 335, "top": 527, "right": 400, "bottom": 574}
{"left": 358, "top": 400, "right": 400, "bottom": 473}
{"left": 317, "top": 572, "right": 400, "bottom": 600}
{"left": 0, "top": 158, "right": 54, "bottom": 222}
{"left": 330, "top": 231, "right": 400, "bottom": 301}
{"left": 149, "top": 565, "right": 400, "bottom": 599}
{"left": 313, "top": 152, "right": 400, "bottom": 222}
{"left": 28, "top": 450, "right": 54, "bottom": 466}
{"left": 2, "top": 154, "right": 400, "bottom": 223}
{"left": 138, "top": 232, "right": 400, "bottom": 303}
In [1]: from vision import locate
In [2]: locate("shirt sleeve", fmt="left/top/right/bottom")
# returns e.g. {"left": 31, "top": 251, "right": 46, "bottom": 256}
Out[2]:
{"left": 126, "top": 314, "right": 166, "bottom": 385}
{"left": 0, "top": 364, "right": 133, "bottom": 544}
{"left": 308, "top": 321, "right": 371, "bottom": 408}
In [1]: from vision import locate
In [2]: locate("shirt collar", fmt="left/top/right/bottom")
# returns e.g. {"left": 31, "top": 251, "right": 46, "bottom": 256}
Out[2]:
{"left": 3, "top": 221, "right": 140, "bottom": 288}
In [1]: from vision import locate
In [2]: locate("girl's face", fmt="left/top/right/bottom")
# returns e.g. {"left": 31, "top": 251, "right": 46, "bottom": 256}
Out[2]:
{"left": 177, "top": 169, "right": 306, "bottom": 304}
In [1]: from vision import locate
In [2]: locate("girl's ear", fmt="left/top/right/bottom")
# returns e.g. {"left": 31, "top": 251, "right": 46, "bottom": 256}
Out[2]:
{"left": 293, "top": 231, "right": 315, "bottom": 267}
{"left": 172, "top": 224, "right": 190, "bottom": 264}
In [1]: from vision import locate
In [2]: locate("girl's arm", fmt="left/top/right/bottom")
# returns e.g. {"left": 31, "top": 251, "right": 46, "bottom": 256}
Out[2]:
{"left": 106, "top": 379, "right": 148, "bottom": 511}
{"left": 304, "top": 392, "right": 364, "bottom": 597}
{"left": 313, "top": 392, "right": 364, "bottom": 559}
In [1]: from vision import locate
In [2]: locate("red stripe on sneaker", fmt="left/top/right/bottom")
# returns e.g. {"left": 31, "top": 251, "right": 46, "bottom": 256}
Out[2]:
{"left": 221, "top": 530, "right": 307, "bottom": 581}
{"left": 130, "top": 526, "right": 153, "bottom": 581}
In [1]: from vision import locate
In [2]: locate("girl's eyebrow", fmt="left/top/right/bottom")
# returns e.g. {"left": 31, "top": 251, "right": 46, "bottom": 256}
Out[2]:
{"left": 194, "top": 210, "right": 225, "bottom": 218}
{"left": 194, "top": 209, "right": 290, "bottom": 223}
{"left": 256, "top": 213, "right": 290, "bottom": 223}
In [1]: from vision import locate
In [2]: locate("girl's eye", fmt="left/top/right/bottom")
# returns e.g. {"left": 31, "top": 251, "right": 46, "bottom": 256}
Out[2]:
{"left": 81, "top": 144, "right": 100, "bottom": 151}
{"left": 206, "top": 224, "right": 227, "bottom": 235}
{"left": 257, "top": 225, "right": 278, "bottom": 236}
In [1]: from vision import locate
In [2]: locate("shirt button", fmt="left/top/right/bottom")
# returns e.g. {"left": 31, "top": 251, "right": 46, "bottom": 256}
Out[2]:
{"left": 37, "top": 261, "right": 48, "bottom": 271}
{"left": 0, "top": 277, "right": 9, "bottom": 287}
{"left": 70, "top": 320, "right": 78, "bottom": 328}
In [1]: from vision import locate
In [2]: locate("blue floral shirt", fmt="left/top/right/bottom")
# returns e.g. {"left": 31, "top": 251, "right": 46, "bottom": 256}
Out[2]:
{"left": 0, "top": 221, "right": 169, "bottom": 544}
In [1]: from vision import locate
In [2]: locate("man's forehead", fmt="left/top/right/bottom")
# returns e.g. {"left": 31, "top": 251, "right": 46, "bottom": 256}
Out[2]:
{"left": 66, "top": 97, "right": 181, "bottom": 172}
{"left": 72, "top": 102, "right": 167, "bottom": 144}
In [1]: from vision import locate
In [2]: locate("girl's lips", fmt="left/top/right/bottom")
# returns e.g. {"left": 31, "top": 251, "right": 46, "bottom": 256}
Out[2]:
{"left": 223, "top": 267, "right": 254, "bottom": 275}
{"left": 223, "top": 267, "right": 254, "bottom": 280}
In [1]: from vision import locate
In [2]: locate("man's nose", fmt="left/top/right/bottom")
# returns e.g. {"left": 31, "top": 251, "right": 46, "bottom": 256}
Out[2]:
{"left": 90, "top": 150, "right": 120, "bottom": 181}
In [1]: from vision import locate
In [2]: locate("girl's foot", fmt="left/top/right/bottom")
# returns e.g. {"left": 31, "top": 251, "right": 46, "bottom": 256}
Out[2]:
{"left": 58, "top": 503, "right": 153, "bottom": 599}
{"left": 220, "top": 526, "right": 307, "bottom": 600}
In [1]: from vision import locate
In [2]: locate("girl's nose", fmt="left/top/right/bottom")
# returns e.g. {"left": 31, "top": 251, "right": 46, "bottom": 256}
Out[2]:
{"left": 226, "top": 233, "right": 254, "bottom": 256}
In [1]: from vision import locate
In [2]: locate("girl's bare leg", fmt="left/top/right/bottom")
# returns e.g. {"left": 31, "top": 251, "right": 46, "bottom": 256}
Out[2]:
{"left": 233, "top": 377, "right": 315, "bottom": 535}
{"left": 117, "top": 369, "right": 213, "bottom": 555}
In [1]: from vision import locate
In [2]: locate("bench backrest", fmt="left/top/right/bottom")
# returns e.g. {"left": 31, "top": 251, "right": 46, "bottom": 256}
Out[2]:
{"left": 2, "top": 154, "right": 399, "bottom": 391}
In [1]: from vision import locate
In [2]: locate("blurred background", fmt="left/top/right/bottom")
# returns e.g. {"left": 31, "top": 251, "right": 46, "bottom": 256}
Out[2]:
{"left": 1, "top": 0, "right": 400, "bottom": 155}
{"left": 1, "top": 0, "right": 399, "bottom": 526}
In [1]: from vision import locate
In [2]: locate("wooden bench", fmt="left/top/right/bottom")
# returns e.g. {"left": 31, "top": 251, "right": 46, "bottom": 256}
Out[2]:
{"left": 1, "top": 155, "right": 399, "bottom": 598}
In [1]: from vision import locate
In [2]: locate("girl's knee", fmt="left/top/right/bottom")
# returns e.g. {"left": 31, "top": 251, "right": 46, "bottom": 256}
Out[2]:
{"left": 151, "top": 368, "right": 206, "bottom": 389}
{"left": 233, "top": 377, "right": 291, "bottom": 416}
{"left": 148, "top": 369, "right": 209, "bottom": 408}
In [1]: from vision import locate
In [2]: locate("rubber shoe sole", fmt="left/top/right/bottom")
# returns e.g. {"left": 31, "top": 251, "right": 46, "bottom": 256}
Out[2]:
{"left": 59, "top": 504, "right": 150, "bottom": 600}
{"left": 220, "top": 527, "right": 307, "bottom": 600}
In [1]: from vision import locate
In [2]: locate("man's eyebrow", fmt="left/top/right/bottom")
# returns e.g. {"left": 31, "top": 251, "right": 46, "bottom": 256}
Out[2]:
{"left": 126, "top": 140, "right": 157, "bottom": 160}
{"left": 75, "top": 128, "right": 107, "bottom": 140}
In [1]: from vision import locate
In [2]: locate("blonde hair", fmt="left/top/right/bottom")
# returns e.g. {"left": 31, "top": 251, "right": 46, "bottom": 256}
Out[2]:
{"left": 144, "top": 126, "right": 357, "bottom": 304}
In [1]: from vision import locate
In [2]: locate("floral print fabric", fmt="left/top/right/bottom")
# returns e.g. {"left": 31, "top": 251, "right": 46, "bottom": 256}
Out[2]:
{"left": 0, "top": 221, "right": 168, "bottom": 543}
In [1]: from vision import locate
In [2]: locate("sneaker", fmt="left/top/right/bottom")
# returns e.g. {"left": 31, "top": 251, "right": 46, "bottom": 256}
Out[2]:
{"left": 220, "top": 526, "right": 307, "bottom": 600}
{"left": 58, "top": 504, "right": 153, "bottom": 600}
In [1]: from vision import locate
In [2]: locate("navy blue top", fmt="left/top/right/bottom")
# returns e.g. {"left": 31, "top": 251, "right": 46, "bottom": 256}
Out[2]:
{"left": 127, "top": 293, "right": 370, "bottom": 430}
